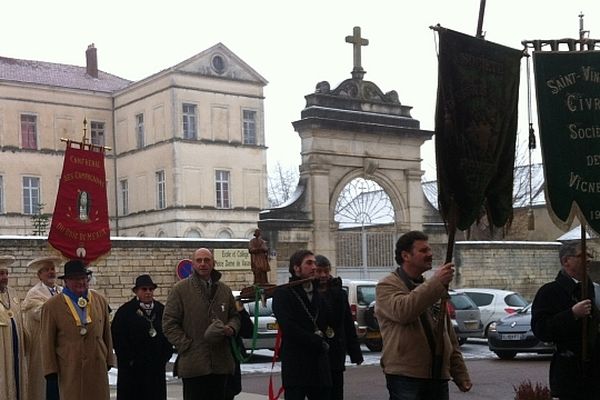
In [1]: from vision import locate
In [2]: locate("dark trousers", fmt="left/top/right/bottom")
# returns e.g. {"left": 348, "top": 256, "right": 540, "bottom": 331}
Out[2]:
{"left": 385, "top": 374, "right": 449, "bottom": 400}
{"left": 331, "top": 370, "right": 344, "bottom": 400}
{"left": 284, "top": 386, "right": 331, "bottom": 400}
{"left": 46, "top": 377, "right": 60, "bottom": 400}
{"left": 182, "top": 374, "right": 228, "bottom": 400}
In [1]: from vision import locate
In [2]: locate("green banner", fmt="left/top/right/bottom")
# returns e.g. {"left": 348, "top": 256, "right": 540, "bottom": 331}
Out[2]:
{"left": 534, "top": 51, "right": 600, "bottom": 234}
{"left": 435, "top": 29, "right": 521, "bottom": 230}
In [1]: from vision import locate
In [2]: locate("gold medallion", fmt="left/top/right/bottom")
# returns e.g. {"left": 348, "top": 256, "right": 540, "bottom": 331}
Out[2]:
{"left": 325, "top": 326, "right": 335, "bottom": 339}
{"left": 7, "top": 310, "right": 14, "bottom": 319}
{"left": 149, "top": 328, "right": 157, "bottom": 337}
{"left": 80, "top": 327, "right": 88, "bottom": 336}
{"left": 77, "top": 297, "right": 88, "bottom": 308}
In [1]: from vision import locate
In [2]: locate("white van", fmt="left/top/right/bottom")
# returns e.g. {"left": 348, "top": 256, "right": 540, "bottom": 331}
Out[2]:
{"left": 341, "top": 279, "right": 380, "bottom": 351}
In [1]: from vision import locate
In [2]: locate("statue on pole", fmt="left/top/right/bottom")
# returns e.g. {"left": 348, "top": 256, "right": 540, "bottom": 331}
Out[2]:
{"left": 248, "top": 229, "right": 270, "bottom": 285}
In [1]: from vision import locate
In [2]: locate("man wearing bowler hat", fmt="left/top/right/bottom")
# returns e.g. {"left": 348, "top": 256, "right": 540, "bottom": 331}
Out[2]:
{"left": 22, "top": 255, "right": 62, "bottom": 400}
{"left": 41, "top": 259, "right": 115, "bottom": 400}
{"left": 111, "top": 274, "right": 173, "bottom": 400}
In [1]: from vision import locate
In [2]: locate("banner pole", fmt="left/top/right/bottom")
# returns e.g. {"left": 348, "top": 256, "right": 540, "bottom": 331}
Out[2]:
{"left": 475, "top": 0, "right": 487, "bottom": 39}
{"left": 581, "top": 221, "right": 589, "bottom": 369}
{"left": 433, "top": 201, "right": 457, "bottom": 379}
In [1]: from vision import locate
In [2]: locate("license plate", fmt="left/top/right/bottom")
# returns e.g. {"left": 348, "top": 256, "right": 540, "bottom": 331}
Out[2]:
{"left": 501, "top": 333, "right": 523, "bottom": 341}
{"left": 267, "top": 322, "right": 279, "bottom": 330}
{"left": 464, "top": 321, "right": 479, "bottom": 330}
{"left": 366, "top": 331, "right": 381, "bottom": 339}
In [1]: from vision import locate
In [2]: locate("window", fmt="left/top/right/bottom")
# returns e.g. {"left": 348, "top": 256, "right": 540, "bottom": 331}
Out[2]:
{"left": 215, "top": 170, "right": 230, "bottom": 209}
{"left": 120, "top": 179, "right": 129, "bottom": 215}
{"left": 23, "top": 176, "right": 40, "bottom": 215}
{"left": 21, "top": 114, "right": 37, "bottom": 149}
{"left": 156, "top": 170, "right": 166, "bottom": 209}
{"left": 90, "top": 121, "right": 105, "bottom": 146}
{"left": 0, "top": 176, "right": 4, "bottom": 213}
{"left": 136, "top": 113, "right": 144, "bottom": 149}
{"left": 243, "top": 110, "right": 257, "bottom": 144}
{"left": 182, "top": 103, "right": 197, "bottom": 139}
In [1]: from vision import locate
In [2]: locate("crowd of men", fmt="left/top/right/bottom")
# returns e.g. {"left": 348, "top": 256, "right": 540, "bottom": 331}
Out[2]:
{"left": 1, "top": 230, "right": 599, "bottom": 400}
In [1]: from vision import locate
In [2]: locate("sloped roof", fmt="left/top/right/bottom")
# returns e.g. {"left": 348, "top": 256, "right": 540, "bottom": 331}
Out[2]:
{"left": 0, "top": 56, "right": 131, "bottom": 92}
{"left": 423, "top": 163, "right": 546, "bottom": 210}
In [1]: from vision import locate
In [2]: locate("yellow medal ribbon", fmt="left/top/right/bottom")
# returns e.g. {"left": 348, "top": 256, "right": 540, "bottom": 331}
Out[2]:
{"left": 63, "top": 292, "right": 93, "bottom": 327}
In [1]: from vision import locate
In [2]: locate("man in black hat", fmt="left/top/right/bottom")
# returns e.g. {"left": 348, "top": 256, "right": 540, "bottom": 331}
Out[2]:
{"left": 111, "top": 274, "right": 173, "bottom": 400}
{"left": 41, "top": 259, "right": 115, "bottom": 400}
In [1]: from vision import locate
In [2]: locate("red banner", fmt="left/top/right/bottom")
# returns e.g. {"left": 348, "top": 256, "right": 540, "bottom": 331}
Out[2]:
{"left": 48, "top": 142, "right": 111, "bottom": 263}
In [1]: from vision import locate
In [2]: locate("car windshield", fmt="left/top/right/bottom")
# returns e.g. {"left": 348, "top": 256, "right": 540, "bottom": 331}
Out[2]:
{"left": 357, "top": 285, "right": 376, "bottom": 306}
{"left": 517, "top": 303, "right": 532, "bottom": 314}
{"left": 246, "top": 299, "right": 273, "bottom": 317}
{"left": 505, "top": 293, "right": 528, "bottom": 307}
{"left": 450, "top": 293, "right": 477, "bottom": 310}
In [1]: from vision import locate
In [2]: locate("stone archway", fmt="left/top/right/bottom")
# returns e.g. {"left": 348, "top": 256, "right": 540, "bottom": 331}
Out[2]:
{"left": 258, "top": 28, "right": 432, "bottom": 281}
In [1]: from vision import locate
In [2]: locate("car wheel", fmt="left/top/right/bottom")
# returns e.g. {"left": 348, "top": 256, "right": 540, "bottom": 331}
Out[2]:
{"left": 365, "top": 339, "right": 382, "bottom": 352}
{"left": 494, "top": 351, "right": 517, "bottom": 360}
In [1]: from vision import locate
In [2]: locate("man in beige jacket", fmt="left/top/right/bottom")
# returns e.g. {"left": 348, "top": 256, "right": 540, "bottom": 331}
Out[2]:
{"left": 376, "top": 231, "right": 472, "bottom": 400}
{"left": 22, "top": 256, "right": 62, "bottom": 400}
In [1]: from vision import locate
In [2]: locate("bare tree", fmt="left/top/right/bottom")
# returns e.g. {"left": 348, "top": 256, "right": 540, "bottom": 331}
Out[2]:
{"left": 267, "top": 161, "right": 299, "bottom": 207}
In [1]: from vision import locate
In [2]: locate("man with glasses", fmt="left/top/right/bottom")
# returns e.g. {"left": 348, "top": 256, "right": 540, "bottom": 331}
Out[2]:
{"left": 163, "top": 248, "right": 240, "bottom": 400}
{"left": 112, "top": 274, "right": 173, "bottom": 400}
{"left": 532, "top": 242, "right": 600, "bottom": 399}
{"left": 41, "top": 259, "right": 114, "bottom": 400}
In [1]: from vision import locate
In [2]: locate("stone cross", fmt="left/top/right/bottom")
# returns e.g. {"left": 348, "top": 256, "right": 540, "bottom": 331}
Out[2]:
{"left": 345, "top": 26, "right": 369, "bottom": 79}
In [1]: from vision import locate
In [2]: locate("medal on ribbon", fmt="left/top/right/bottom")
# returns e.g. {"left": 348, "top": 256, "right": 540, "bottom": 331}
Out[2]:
{"left": 63, "top": 292, "right": 92, "bottom": 336}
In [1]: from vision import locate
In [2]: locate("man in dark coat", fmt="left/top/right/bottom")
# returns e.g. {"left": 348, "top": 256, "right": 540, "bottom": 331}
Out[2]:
{"left": 111, "top": 274, "right": 173, "bottom": 400}
{"left": 315, "top": 255, "right": 363, "bottom": 400}
{"left": 273, "top": 249, "right": 333, "bottom": 400}
{"left": 531, "top": 241, "right": 600, "bottom": 400}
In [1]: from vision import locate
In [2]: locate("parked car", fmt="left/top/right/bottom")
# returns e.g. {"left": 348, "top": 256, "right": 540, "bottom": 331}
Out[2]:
{"left": 364, "top": 300, "right": 382, "bottom": 352}
{"left": 455, "top": 288, "right": 528, "bottom": 337}
{"left": 341, "top": 279, "right": 379, "bottom": 351}
{"left": 362, "top": 290, "right": 483, "bottom": 349}
{"left": 487, "top": 303, "right": 555, "bottom": 360}
{"left": 233, "top": 291, "right": 278, "bottom": 351}
{"left": 448, "top": 290, "right": 484, "bottom": 345}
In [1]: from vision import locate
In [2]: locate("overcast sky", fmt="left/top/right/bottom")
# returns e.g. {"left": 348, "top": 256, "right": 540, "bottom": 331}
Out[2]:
{"left": 2, "top": 0, "right": 598, "bottom": 181}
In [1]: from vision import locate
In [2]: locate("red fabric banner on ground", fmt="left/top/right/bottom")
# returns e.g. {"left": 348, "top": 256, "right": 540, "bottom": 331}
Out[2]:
{"left": 48, "top": 142, "right": 111, "bottom": 263}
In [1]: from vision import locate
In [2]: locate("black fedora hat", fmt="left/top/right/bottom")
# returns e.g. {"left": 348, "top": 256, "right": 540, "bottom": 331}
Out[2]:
{"left": 132, "top": 274, "right": 157, "bottom": 291}
{"left": 58, "top": 259, "right": 92, "bottom": 279}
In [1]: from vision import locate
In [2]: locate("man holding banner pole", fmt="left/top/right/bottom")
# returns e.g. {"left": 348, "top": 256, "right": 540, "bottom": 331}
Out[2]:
{"left": 531, "top": 241, "right": 600, "bottom": 399}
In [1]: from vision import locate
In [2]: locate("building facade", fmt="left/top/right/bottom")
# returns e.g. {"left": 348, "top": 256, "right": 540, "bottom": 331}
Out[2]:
{"left": 0, "top": 43, "right": 268, "bottom": 238}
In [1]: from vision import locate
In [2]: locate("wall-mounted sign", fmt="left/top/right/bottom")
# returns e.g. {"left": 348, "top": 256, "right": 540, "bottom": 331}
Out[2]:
{"left": 213, "top": 249, "right": 251, "bottom": 271}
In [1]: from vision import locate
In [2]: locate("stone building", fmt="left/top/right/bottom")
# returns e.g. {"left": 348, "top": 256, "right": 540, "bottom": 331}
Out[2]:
{"left": 0, "top": 43, "right": 268, "bottom": 238}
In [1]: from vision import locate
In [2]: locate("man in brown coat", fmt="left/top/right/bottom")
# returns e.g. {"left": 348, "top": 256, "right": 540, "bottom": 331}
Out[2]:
{"left": 163, "top": 248, "right": 240, "bottom": 400}
{"left": 41, "top": 260, "right": 115, "bottom": 400}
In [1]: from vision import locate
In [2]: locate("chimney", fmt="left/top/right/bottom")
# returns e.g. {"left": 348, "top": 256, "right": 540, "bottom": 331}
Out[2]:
{"left": 86, "top": 43, "right": 98, "bottom": 78}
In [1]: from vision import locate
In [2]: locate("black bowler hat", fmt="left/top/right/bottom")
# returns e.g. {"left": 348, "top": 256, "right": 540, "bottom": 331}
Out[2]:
{"left": 132, "top": 274, "right": 157, "bottom": 291}
{"left": 58, "top": 259, "right": 92, "bottom": 279}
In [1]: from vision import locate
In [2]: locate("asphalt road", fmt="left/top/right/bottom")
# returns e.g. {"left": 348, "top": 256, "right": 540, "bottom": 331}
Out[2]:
{"left": 242, "top": 356, "right": 551, "bottom": 400}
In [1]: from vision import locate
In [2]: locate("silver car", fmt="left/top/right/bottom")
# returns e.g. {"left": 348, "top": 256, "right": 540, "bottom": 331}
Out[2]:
{"left": 448, "top": 290, "right": 484, "bottom": 345}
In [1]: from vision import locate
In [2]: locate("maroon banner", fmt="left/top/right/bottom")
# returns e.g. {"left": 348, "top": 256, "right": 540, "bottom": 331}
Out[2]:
{"left": 48, "top": 142, "right": 111, "bottom": 263}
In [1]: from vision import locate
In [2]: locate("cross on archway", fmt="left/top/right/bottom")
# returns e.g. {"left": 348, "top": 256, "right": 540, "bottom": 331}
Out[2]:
{"left": 345, "top": 26, "right": 369, "bottom": 79}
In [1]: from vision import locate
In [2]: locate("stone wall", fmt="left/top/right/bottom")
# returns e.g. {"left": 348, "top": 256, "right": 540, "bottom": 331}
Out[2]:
{"left": 453, "top": 241, "right": 563, "bottom": 300}
{"left": 2, "top": 236, "right": 593, "bottom": 309}
{"left": 0, "top": 236, "right": 262, "bottom": 310}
